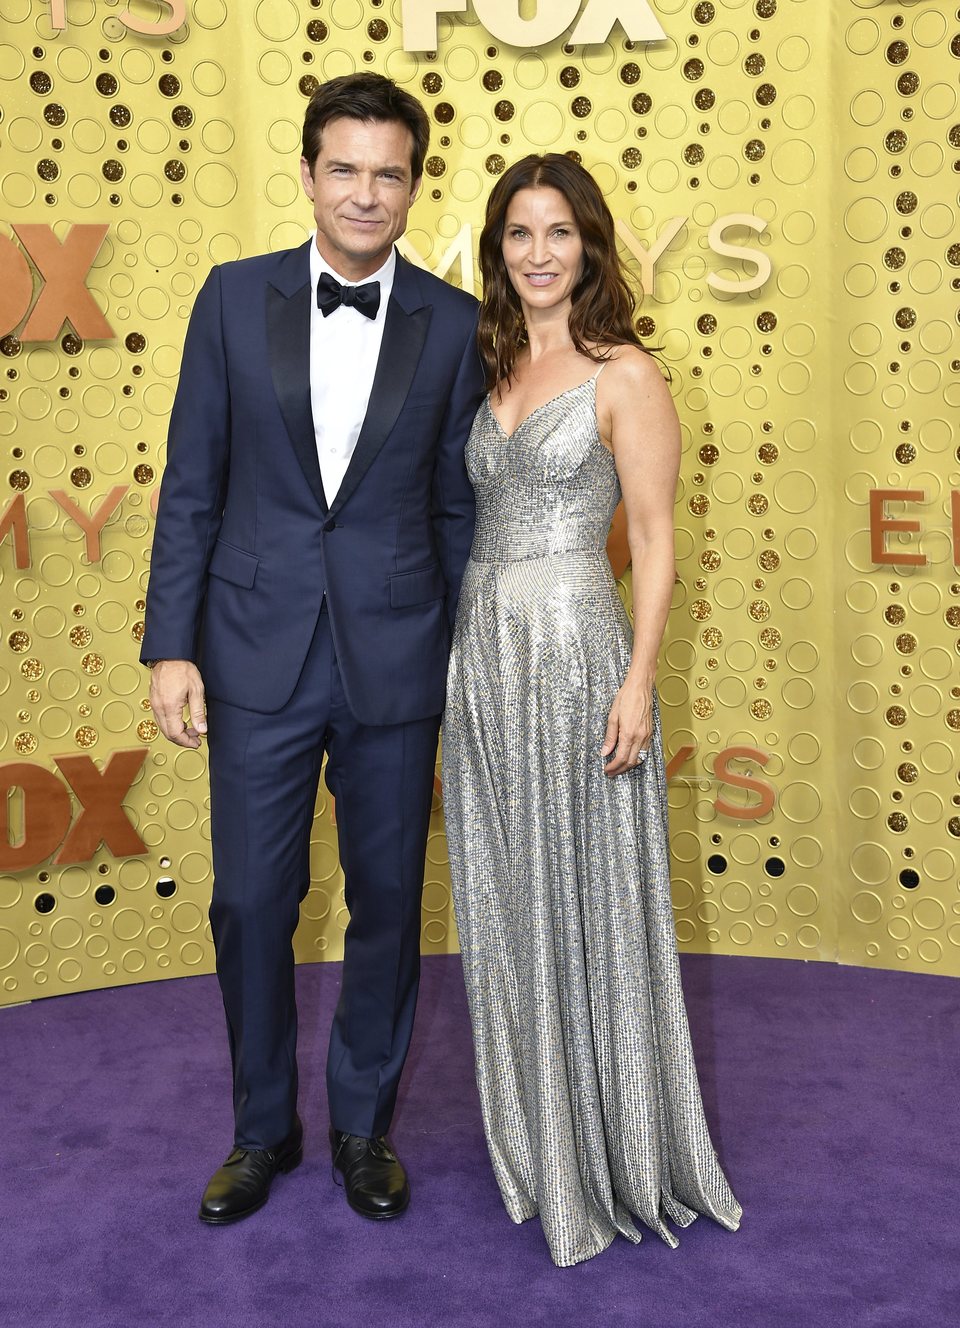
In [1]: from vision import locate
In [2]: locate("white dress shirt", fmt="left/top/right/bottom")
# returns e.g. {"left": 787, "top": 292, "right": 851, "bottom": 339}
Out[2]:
{"left": 309, "top": 237, "right": 396, "bottom": 506}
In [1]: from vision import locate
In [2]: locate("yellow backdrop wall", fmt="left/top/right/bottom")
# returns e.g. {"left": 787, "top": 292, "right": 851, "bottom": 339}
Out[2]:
{"left": 1, "top": 0, "right": 958, "bottom": 1006}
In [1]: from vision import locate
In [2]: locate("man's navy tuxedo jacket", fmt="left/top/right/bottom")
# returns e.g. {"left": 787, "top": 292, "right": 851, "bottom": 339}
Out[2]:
{"left": 141, "top": 241, "right": 484, "bottom": 725}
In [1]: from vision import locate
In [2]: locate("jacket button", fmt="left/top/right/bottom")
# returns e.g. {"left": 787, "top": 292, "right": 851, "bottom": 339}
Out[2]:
{"left": 323, "top": 520, "right": 336, "bottom": 533}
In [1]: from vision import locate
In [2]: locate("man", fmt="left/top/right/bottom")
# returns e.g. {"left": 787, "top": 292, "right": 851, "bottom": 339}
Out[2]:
{"left": 142, "top": 73, "right": 483, "bottom": 1224}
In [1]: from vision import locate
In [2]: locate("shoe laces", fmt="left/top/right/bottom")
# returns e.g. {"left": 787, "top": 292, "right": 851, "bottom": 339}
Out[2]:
{"left": 330, "top": 1133, "right": 395, "bottom": 1186}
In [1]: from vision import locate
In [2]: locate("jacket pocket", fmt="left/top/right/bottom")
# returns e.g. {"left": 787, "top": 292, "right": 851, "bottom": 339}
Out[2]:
{"left": 389, "top": 562, "right": 446, "bottom": 608}
{"left": 208, "top": 539, "right": 259, "bottom": 589}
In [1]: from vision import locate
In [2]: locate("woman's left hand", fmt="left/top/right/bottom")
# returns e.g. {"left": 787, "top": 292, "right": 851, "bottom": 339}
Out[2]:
{"left": 601, "top": 680, "right": 653, "bottom": 776}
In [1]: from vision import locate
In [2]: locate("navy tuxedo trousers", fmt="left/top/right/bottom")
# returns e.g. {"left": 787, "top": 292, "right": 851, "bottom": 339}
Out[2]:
{"left": 206, "top": 603, "right": 440, "bottom": 1149}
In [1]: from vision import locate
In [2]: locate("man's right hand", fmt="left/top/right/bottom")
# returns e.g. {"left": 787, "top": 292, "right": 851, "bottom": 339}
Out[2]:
{"left": 149, "top": 660, "right": 208, "bottom": 749}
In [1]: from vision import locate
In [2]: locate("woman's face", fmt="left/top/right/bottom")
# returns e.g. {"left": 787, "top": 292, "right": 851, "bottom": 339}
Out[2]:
{"left": 500, "top": 185, "right": 584, "bottom": 315}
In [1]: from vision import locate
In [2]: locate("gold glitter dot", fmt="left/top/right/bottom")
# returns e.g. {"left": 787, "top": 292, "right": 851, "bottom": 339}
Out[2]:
{"left": 747, "top": 493, "right": 769, "bottom": 516}
{"left": 89, "top": 685, "right": 101, "bottom": 697}
{"left": 948, "top": 817, "right": 960, "bottom": 837}
{"left": 759, "top": 627, "right": 781, "bottom": 649}
{"left": 133, "top": 464, "right": 155, "bottom": 484}
{"left": 688, "top": 494, "right": 710, "bottom": 516}
{"left": 69, "top": 625, "right": 93, "bottom": 648}
{"left": 696, "top": 313, "right": 717, "bottom": 335}
{"left": 690, "top": 599, "right": 713, "bottom": 621}
{"left": 132, "top": 621, "right": 145, "bottom": 643}
{"left": 700, "top": 550, "right": 721, "bottom": 571}
{"left": 20, "top": 657, "right": 43, "bottom": 678}
{"left": 8, "top": 631, "right": 31, "bottom": 653}
{"left": 698, "top": 444, "right": 720, "bottom": 466}
{"left": 946, "top": 709, "right": 960, "bottom": 731}
{"left": 137, "top": 719, "right": 160, "bottom": 742}
{"left": 694, "top": 87, "right": 715, "bottom": 111}
{"left": 26, "top": 689, "right": 40, "bottom": 703}
{"left": 692, "top": 697, "right": 715, "bottom": 719}
{"left": 75, "top": 725, "right": 98, "bottom": 748}
{"left": 694, "top": 578, "right": 707, "bottom": 591}
{"left": 887, "top": 812, "right": 909, "bottom": 833}
{"left": 14, "top": 732, "right": 38, "bottom": 754}
{"left": 895, "top": 443, "right": 916, "bottom": 464}
{"left": 748, "top": 599, "right": 771, "bottom": 622}
{"left": 758, "top": 550, "right": 780, "bottom": 572}
{"left": 754, "top": 677, "right": 766, "bottom": 690}
{"left": 9, "top": 470, "right": 30, "bottom": 491}
{"left": 70, "top": 467, "right": 92, "bottom": 488}
{"left": 706, "top": 657, "right": 719, "bottom": 669}
{"left": 884, "top": 604, "right": 906, "bottom": 626}
{"left": 78, "top": 704, "right": 91, "bottom": 717}
{"left": 894, "top": 632, "right": 917, "bottom": 654}
{"left": 621, "top": 147, "right": 642, "bottom": 169}
{"left": 945, "top": 606, "right": 960, "bottom": 628}
{"left": 886, "top": 705, "right": 907, "bottom": 727}
{"left": 701, "top": 627, "right": 722, "bottom": 648}
{"left": 16, "top": 709, "right": 30, "bottom": 722}
{"left": 763, "top": 658, "right": 777, "bottom": 671}
{"left": 81, "top": 652, "right": 104, "bottom": 675}
{"left": 751, "top": 699, "right": 772, "bottom": 720}
{"left": 897, "top": 762, "right": 918, "bottom": 783}
{"left": 743, "top": 138, "right": 765, "bottom": 162}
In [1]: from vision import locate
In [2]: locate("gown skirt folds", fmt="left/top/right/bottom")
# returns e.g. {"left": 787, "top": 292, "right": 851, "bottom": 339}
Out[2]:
{"left": 442, "top": 374, "right": 742, "bottom": 1267}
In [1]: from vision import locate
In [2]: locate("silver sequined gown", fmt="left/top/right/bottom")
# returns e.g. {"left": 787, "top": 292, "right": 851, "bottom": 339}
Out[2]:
{"left": 442, "top": 374, "right": 742, "bottom": 1268}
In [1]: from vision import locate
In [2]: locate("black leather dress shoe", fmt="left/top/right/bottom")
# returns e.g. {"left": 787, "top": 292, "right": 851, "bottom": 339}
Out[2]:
{"left": 330, "top": 1129, "right": 410, "bottom": 1220}
{"left": 199, "top": 1116, "right": 303, "bottom": 1225}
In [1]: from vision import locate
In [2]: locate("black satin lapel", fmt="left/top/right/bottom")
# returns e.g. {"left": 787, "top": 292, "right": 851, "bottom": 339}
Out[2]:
{"left": 328, "top": 300, "right": 431, "bottom": 517}
{"left": 266, "top": 282, "right": 327, "bottom": 513}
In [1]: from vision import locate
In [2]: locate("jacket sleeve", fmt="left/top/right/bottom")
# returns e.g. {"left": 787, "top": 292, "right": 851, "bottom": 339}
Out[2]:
{"left": 431, "top": 315, "right": 485, "bottom": 631}
{"left": 140, "top": 266, "right": 230, "bottom": 664}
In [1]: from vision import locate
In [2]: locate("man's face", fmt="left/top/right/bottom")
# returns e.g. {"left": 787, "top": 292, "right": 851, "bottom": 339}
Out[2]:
{"left": 300, "top": 116, "right": 421, "bottom": 281}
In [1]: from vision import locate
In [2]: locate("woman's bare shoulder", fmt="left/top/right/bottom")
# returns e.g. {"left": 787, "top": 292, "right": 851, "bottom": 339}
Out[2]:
{"left": 599, "top": 344, "right": 669, "bottom": 397}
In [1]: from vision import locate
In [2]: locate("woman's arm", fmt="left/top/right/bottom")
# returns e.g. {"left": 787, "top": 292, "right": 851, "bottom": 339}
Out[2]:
{"left": 598, "top": 347, "right": 682, "bottom": 776}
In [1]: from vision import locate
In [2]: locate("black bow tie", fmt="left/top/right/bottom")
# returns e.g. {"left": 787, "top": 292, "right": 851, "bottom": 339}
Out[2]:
{"left": 316, "top": 271, "right": 381, "bottom": 320}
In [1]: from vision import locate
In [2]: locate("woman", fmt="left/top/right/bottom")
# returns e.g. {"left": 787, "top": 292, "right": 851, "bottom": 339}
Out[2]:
{"left": 442, "top": 154, "right": 742, "bottom": 1267}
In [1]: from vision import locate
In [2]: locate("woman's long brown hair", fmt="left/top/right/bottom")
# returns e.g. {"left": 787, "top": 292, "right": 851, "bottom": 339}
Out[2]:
{"left": 477, "top": 153, "right": 654, "bottom": 392}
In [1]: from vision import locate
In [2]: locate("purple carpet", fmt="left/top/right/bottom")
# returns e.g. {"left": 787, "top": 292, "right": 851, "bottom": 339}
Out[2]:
{"left": 0, "top": 953, "right": 956, "bottom": 1328}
